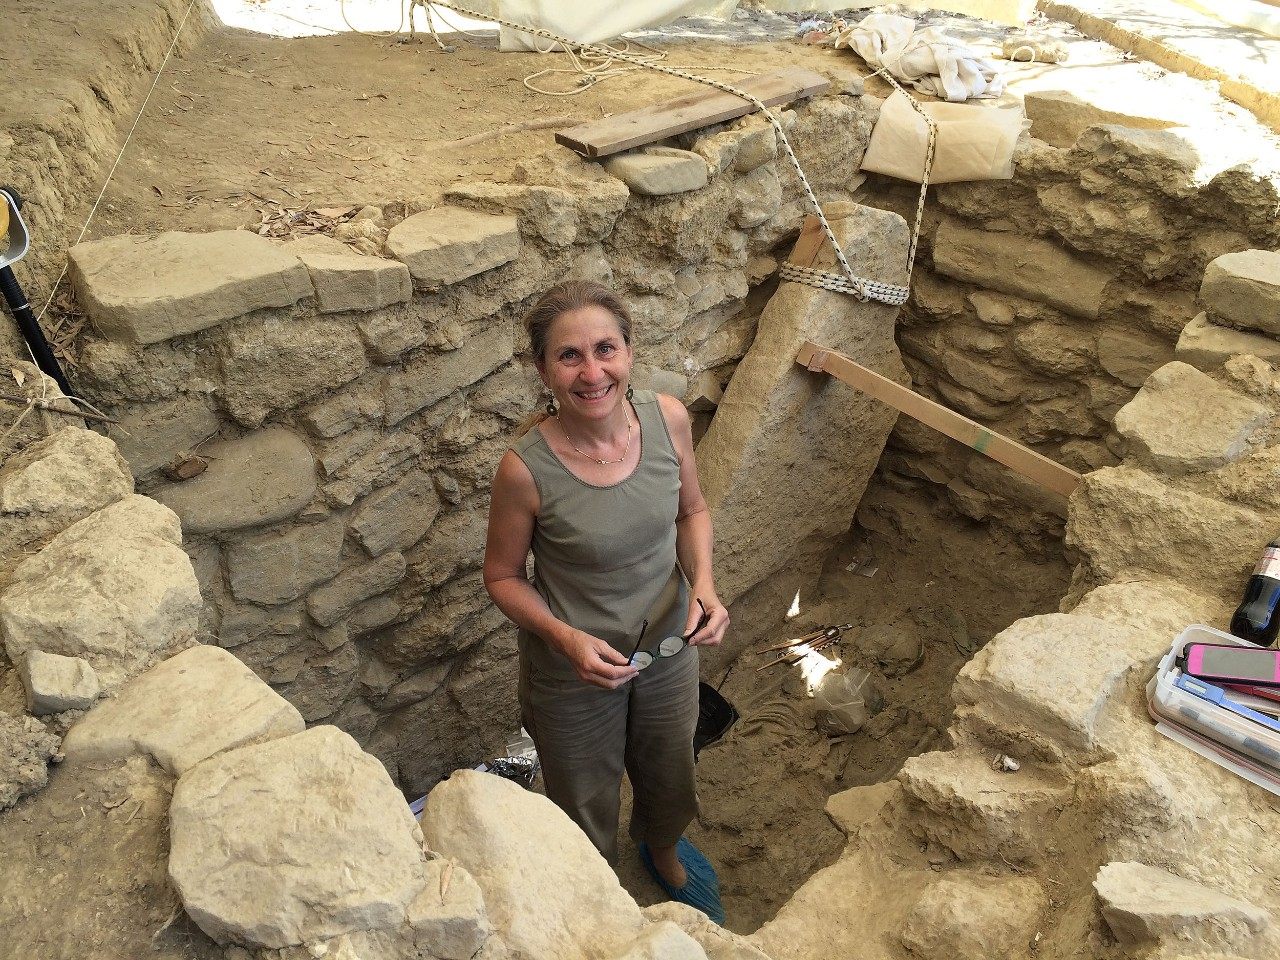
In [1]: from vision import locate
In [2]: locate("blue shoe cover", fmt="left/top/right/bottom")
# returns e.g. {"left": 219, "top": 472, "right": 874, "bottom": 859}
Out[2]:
{"left": 639, "top": 837, "right": 726, "bottom": 925}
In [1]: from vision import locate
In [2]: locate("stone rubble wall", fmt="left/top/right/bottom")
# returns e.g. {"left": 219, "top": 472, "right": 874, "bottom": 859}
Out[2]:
{"left": 63, "top": 93, "right": 877, "bottom": 796}
{"left": 750, "top": 250, "right": 1280, "bottom": 960}
{"left": 858, "top": 113, "right": 1280, "bottom": 557}
{"left": 0, "top": 410, "right": 770, "bottom": 959}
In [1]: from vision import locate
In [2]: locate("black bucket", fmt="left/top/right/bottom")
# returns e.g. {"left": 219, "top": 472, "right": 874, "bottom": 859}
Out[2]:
{"left": 694, "top": 681, "right": 738, "bottom": 758}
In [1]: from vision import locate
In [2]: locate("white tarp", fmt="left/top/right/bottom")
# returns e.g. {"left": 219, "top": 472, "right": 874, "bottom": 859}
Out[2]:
{"left": 494, "top": 0, "right": 730, "bottom": 50}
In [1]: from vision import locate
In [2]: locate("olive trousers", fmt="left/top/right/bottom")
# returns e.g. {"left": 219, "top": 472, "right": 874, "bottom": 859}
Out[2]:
{"left": 519, "top": 645, "right": 700, "bottom": 862}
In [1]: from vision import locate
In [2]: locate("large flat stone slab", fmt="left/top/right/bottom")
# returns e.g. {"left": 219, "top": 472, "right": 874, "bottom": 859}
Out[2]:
{"left": 603, "top": 147, "right": 709, "bottom": 196}
{"left": 696, "top": 204, "right": 909, "bottom": 606}
{"left": 69, "top": 231, "right": 313, "bottom": 345}
{"left": 1094, "top": 861, "right": 1271, "bottom": 948}
{"left": 0, "top": 427, "right": 133, "bottom": 562}
{"left": 1, "top": 495, "right": 201, "bottom": 690}
{"left": 1067, "top": 466, "right": 1268, "bottom": 594}
{"left": 1114, "top": 361, "right": 1271, "bottom": 473}
{"left": 933, "top": 217, "right": 1113, "bottom": 320}
{"left": 169, "top": 726, "right": 433, "bottom": 948}
{"left": 422, "top": 769, "right": 644, "bottom": 960}
{"left": 150, "top": 427, "right": 317, "bottom": 535}
{"left": 1201, "top": 249, "right": 1280, "bottom": 336}
{"left": 62, "top": 644, "right": 303, "bottom": 774}
{"left": 386, "top": 206, "right": 519, "bottom": 288}
{"left": 292, "top": 250, "right": 411, "bottom": 313}
{"left": 1176, "top": 311, "right": 1280, "bottom": 370}
{"left": 955, "top": 613, "right": 1151, "bottom": 754}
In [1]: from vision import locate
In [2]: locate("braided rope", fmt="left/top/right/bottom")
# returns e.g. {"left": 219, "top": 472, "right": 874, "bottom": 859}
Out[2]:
{"left": 425, "top": 1, "right": 934, "bottom": 306}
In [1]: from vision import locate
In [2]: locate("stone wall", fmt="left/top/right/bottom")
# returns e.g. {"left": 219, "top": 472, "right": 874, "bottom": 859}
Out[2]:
{"left": 0, "top": 0, "right": 215, "bottom": 377}
{"left": 64, "top": 93, "right": 879, "bottom": 795}
{"left": 858, "top": 113, "right": 1280, "bottom": 556}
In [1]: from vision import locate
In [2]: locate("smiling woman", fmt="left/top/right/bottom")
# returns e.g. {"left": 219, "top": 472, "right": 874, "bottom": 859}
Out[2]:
{"left": 482, "top": 280, "right": 730, "bottom": 922}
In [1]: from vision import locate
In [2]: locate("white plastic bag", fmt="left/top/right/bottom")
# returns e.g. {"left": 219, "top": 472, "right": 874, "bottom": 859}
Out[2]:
{"left": 812, "top": 667, "right": 881, "bottom": 736}
{"left": 860, "top": 89, "right": 1028, "bottom": 184}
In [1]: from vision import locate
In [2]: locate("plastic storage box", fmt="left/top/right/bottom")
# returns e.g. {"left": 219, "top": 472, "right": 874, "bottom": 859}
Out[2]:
{"left": 1148, "top": 624, "right": 1280, "bottom": 776}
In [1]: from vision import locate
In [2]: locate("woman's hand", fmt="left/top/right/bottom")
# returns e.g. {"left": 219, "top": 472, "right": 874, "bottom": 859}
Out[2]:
{"left": 558, "top": 629, "right": 640, "bottom": 689}
{"left": 686, "top": 593, "right": 729, "bottom": 647}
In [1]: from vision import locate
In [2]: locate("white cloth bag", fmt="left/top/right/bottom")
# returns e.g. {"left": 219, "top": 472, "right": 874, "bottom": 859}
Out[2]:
{"left": 496, "top": 0, "right": 722, "bottom": 50}
{"left": 860, "top": 90, "right": 1028, "bottom": 184}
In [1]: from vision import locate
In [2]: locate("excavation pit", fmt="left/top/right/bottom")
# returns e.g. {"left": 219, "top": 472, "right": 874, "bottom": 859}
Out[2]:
{"left": 4, "top": 3, "right": 1280, "bottom": 959}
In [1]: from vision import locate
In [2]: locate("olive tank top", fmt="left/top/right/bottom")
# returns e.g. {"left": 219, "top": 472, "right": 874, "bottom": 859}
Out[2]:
{"left": 511, "top": 389, "right": 688, "bottom": 679}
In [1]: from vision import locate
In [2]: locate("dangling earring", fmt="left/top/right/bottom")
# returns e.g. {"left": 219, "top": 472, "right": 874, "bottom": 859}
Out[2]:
{"left": 626, "top": 385, "right": 634, "bottom": 401}
{"left": 545, "top": 394, "right": 557, "bottom": 416}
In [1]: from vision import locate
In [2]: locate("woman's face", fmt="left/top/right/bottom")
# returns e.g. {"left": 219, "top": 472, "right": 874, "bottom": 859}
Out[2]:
{"left": 537, "top": 305, "right": 633, "bottom": 422}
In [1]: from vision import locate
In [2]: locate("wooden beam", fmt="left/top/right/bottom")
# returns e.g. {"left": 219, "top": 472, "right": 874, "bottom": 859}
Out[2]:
{"left": 556, "top": 67, "right": 830, "bottom": 159}
{"left": 788, "top": 215, "right": 827, "bottom": 268}
{"left": 796, "top": 341, "right": 1081, "bottom": 499}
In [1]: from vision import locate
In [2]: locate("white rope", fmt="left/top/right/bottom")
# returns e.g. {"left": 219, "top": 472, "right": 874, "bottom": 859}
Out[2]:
{"left": 425, "top": 1, "right": 930, "bottom": 305}
{"left": 35, "top": 0, "right": 202, "bottom": 333}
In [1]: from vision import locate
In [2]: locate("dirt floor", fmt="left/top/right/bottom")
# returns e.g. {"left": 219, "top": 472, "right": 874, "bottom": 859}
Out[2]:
{"left": 615, "top": 477, "right": 1071, "bottom": 933}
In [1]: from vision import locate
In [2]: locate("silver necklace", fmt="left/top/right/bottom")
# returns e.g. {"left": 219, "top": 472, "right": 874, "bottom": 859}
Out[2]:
{"left": 556, "top": 411, "right": 633, "bottom": 466}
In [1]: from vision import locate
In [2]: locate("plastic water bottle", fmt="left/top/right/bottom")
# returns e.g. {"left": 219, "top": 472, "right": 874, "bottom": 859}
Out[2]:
{"left": 1231, "top": 539, "right": 1280, "bottom": 647}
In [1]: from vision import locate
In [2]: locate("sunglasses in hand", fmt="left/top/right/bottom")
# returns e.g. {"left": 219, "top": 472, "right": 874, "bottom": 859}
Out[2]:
{"left": 627, "top": 598, "right": 710, "bottom": 671}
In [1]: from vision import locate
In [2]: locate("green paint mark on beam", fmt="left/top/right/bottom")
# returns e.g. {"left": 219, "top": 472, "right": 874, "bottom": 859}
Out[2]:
{"left": 973, "top": 430, "right": 992, "bottom": 454}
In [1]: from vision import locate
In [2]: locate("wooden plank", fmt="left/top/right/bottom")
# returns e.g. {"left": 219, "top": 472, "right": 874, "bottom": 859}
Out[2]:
{"left": 556, "top": 67, "right": 831, "bottom": 159}
{"left": 788, "top": 215, "right": 827, "bottom": 268}
{"left": 796, "top": 341, "right": 1081, "bottom": 499}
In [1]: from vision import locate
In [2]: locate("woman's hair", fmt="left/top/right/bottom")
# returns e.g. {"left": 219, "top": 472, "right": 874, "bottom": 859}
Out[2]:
{"left": 515, "top": 281, "right": 633, "bottom": 438}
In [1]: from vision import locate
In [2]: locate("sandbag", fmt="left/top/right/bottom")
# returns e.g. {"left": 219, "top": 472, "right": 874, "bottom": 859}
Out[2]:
{"left": 860, "top": 89, "right": 1028, "bottom": 184}
{"left": 496, "top": 0, "right": 725, "bottom": 50}
{"left": 812, "top": 666, "right": 881, "bottom": 736}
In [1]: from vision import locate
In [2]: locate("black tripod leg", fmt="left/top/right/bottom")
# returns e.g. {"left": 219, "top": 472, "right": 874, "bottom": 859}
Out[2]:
{"left": 0, "top": 266, "right": 73, "bottom": 397}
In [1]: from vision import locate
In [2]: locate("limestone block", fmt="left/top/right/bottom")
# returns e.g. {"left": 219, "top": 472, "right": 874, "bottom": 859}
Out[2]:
{"left": 1094, "top": 862, "right": 1271, "bottom": 948}
{"left": 0, "top": 711, "right": 60, "bottom": 810}
{"left": 968, "top": 291, "right": 1015, "bottom": 327}
{"left": 697, "top": 204, "right": 909, "bottom": 606}
{"left": 405, "top": 858, "right": 492, "bottom": 960}
{"left": 316, "top": 427, "right": 379, "bottom": 477}
{"left": 381, "top": 322, "right": 514, "bottom": 426}
{"left": 19, "top": 650, "right": 100, "bottom": 714}
{"left": 1114, "top": 362, "right": 1271, "bottom": 473}
{"left": 150, "top": 428, "right": 317, "bottom": 535}
{"left": 107, "top": 395, "right": 220, "bottom": 479}
{"left": 942, "top": 352, "right": 1023, "bottom": 403}
{"left": 610, "top": 922, "right": 707, "bottom": 960}
{"left": 731, "top": 119, "right": 777, "bottom": 174}
{"left": 1069, "top": 579, "right": 1231, "bottom": 643}
{"left": 1067, "top": 466, "right": 1267, "bottom": 592}
{"left": 422, "top": 769, "right": 645, "bottom": 960}
{"left": 1024, "top": 392, "right": 1099, "bottom": 443}
{"left": 282, "top": 234, "right": 349, "bottom": 256}
{"left": 900, "top": 874, "right": 1047, "bottom": 960}
{"left": 955, "top": 613, "right": 1152, "bottom": 753}
{"left": 1023, "top": 89, "right": 1180, "bottom": 149}
{"left": 379, "top": 662, "right": 450, "bottom": 711}
{"left": 510, "top": 148, "right": 630, "bottom": 243}
{"left": 226, "top": 517, "right": 346, "bottom": 605}
{"left": 0, "top": 496, "right": 201, "bottom": 690}
{"left": 0, "top": 427, "right": 133, "bottom": 560}
{"left": 898, "top": 750, "right": 1068, "bottom": 861}
{"left": 1178, "top": 312, "right": 1280, "bottom": 371}
{"left": 169, "top": 726, "right": 431, "bottom": 948}
{"left": 386, "top": 206, "right": 519, "bottom": 288}
{"left": 347, "top": 596, "right": 400, "bottom": 636}
{"left": 631, "top": 364, "right": 689, "bottom": 400}
{"left": 604, "top": 147, "right": 709, "bottom": 196}
{"left": 216, "top": 314, "right": 369, "bottom": 428}
{"left": 446, "top": 180, "right": 583, "bottom": 248}
{"left": 300, "top": 379, "right": 385, "bottom": 438}
{"left": 1097, "top": 329, "right": 1175, "bottom": 388}
{"left": 732, "top": 166, "right": 782, "bottom": 229}
{"left": 350, "top": 469, "right": 441, "bottom": 557}
{"left": 686, "top": 371, "right": 723, "bottom": 413}
{"left": 355, "top": 308, "right": 429, "bottom": 363}
{"left": 69, "top": 231, "right": 313, "bottom": 345}
{"left": 307, "top": 551, "right": 406, "bottom": 627}
{"left": 933, "top": 218, "right": 1112, "bottom": 320}
{"left": 1201, "top": 250, "right": 1280, "bottom": 336}
{"left": 825, "top": 781, "right": 899, "bottom": 835}
{"left": 293, "top": 250, "right": 411, "bottom": 313}
{"left": 275, "top": 642, "right": 360, "bottom": 723}
{"left": 643, "top": 903, "right": 771, "bottom": 960}
{"left": 62, "top": 645, "right": 303, "bottom": 774}
{"left": 1014, "top": 321, "right": 1097, "bottom": 376}
{"left": 323, "top": 432, "right": 423, "bottom": 508}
